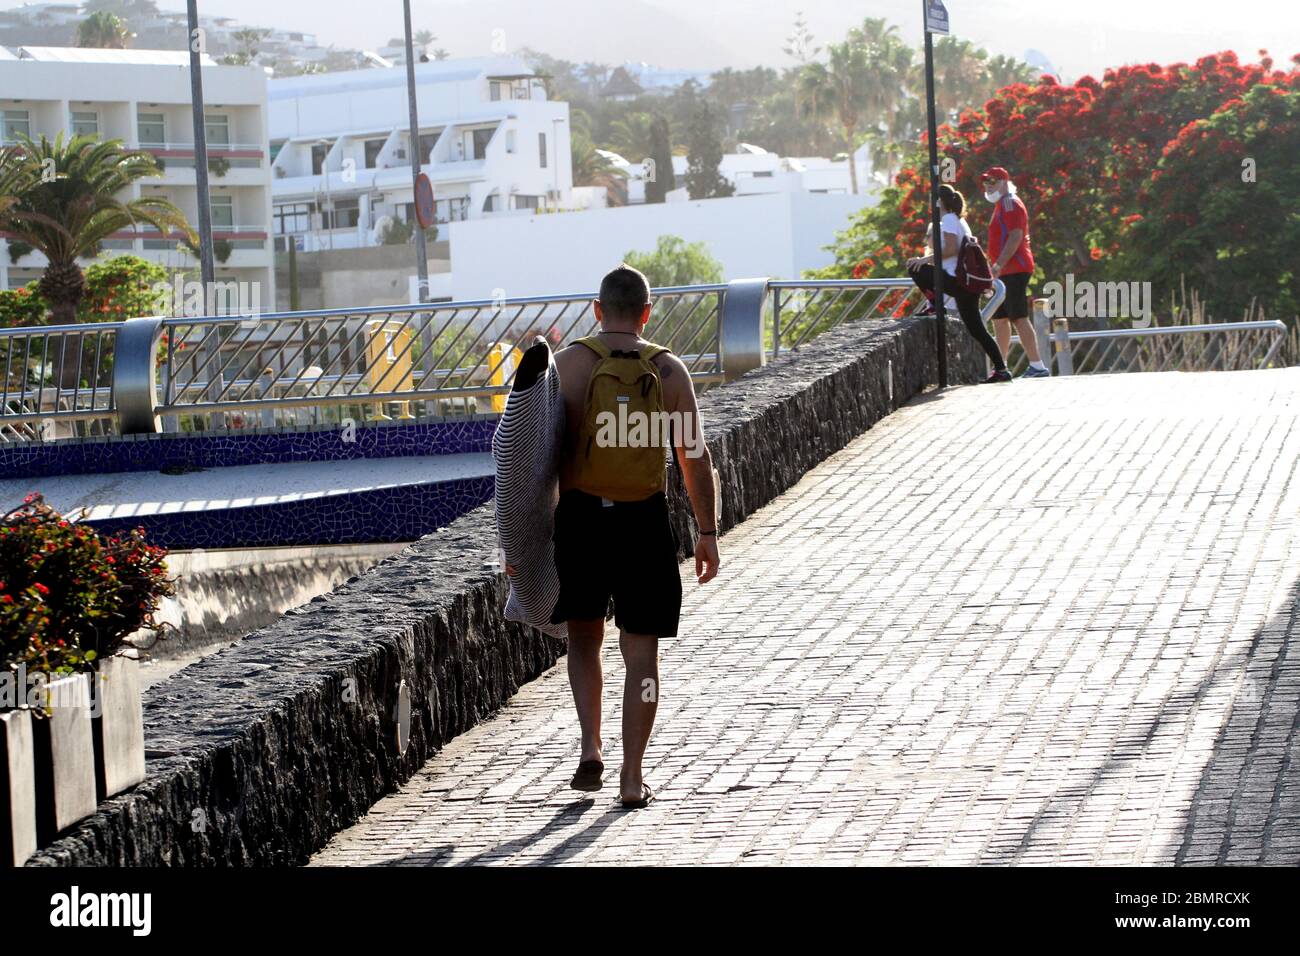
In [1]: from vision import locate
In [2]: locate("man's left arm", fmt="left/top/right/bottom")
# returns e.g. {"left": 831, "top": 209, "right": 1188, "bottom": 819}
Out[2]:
{"left": 659, "top": 354, "right": 719, "bottom": 584}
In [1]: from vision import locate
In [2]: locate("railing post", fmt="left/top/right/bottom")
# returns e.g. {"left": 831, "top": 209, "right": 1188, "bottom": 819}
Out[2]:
{"left": 1032, "top": 297, "right": 1053, "bottom": 373}
{"left": 113, "top": 315, "right": 164, "bottom": 435}
{"left": 1053, "top": 316, "right": 1074, "bottom": 376}
{"left": 719, "top": 278, "right": 769, "bottom": 382}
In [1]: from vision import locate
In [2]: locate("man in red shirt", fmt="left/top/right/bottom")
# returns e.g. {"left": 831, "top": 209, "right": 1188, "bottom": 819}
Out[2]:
{"left": 982, "top": 167, "right": 1049, "bottom": 378}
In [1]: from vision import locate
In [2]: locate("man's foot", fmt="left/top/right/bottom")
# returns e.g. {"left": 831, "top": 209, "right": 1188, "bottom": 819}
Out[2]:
{"left": 1019, "top": 365, "right": 1051, "bottom": 378}
{"left": 619, "top": 783, "right": 654, "bottom": 810}
{"left": 570, "top": 759, "right": 604, "bottom": 792}
{"left": 983, "top": 368, "right": 1013, "bottom": 384}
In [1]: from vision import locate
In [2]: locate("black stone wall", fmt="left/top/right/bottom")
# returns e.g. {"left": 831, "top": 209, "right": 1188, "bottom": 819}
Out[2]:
{"left": 27, "top": 316, "right": 977, "bottom": 866}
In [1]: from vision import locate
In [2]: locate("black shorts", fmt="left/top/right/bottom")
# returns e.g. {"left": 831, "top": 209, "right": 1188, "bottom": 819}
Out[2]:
{"left": 550, "top": 490, "right": 683, "bottom": 637}
{"left": 993, "top": 271, "right": 1032, "bottom": 320}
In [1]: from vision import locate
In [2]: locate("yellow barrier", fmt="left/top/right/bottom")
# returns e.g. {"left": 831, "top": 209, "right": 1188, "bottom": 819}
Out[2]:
{"left": 365, "top": 319, "right": 417, "bottom": 420}
{"left": 489, "top": 342, "right": 522, "bottom": 413}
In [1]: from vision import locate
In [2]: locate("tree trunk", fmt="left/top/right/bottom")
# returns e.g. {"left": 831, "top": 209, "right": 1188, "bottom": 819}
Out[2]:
{"left": 845, "top": 125, "right": 859, "bottom": 194}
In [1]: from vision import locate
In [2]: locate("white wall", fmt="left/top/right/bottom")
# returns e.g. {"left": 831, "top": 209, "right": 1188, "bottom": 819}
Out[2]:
{"left": 447, "top": 191, "right": 875, "bottom": 300}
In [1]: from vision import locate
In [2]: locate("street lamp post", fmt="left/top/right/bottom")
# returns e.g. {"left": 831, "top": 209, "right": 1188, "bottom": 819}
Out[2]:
{"left": 186, "top": 0, "right": 215, "bottom": 312}
{"left": 402, "top": 0, "right": 429, "bottom": 303}
{"left": 315, "top": 139, "right": 334, "bottom": 252}
{"left": 922, "top": 0, "right": 949, "bottom": 388}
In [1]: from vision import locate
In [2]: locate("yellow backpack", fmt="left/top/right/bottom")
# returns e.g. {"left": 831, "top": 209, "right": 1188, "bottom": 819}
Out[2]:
{"left": 573, "top": 336, "right": 670, "bottom": 501}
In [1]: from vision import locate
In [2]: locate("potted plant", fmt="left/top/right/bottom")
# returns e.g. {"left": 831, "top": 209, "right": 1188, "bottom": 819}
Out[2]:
{"left": 0, "top": 495, "right": 176, "bottom": 852}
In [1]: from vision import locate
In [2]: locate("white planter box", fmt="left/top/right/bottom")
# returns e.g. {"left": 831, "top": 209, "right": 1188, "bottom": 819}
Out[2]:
{"left": 1, "top": 710, "right": 37, "bottom": 867}
{"left": 31, "top": 674, "right": 97, "bottom": 844}
{"left": 92, "top": 657, "right": 146, "bottom": 799}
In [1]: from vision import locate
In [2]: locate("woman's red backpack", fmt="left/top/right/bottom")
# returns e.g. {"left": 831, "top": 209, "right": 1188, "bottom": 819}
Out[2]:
{"left": 954, "top": 236, "right": 995, "bottom": 295}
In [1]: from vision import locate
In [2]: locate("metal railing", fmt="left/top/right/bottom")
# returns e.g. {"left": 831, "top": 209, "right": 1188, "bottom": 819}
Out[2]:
{"left": 1001, "top": 302, "right": 1289, "bottom": 377}
{"left": 1, "top": 274, "right": 1160, "bottom": 443}
{"left": 769, "top": 278, "right": 1006, "bottom": 357}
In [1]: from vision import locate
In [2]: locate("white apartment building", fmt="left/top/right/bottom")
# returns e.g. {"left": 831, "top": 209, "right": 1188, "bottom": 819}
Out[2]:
{"left": 606, "top": 142, "right": 875, "bottom": 204}
{"left": 268, "top": 56, "right": 576, "bottom": 260}
{"left": 0, "top": 46, "right": 275, "bottom": 306}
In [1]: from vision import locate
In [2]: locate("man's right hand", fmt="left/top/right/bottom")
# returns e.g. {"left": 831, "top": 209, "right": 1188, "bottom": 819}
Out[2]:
{"left": 695, "top": 535, "right": 720, "bottom": 584}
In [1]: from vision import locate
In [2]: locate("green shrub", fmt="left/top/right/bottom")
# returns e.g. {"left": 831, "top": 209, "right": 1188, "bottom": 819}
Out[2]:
{"left": 0, "top": 494, "right": 176, "bottom": 677}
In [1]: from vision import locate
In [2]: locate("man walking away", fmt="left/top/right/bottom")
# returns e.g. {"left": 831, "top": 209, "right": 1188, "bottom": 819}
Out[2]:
{"left": 981, "top": 167, "right": 1049, "bottom": 378}
{"left": 551, "top": 264, "right": 721, "bottom": 809}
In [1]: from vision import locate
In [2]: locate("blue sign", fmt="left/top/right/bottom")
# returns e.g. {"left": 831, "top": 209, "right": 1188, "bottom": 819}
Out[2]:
{"left": 926, "top": 0, "right": 950, "bottom": 35}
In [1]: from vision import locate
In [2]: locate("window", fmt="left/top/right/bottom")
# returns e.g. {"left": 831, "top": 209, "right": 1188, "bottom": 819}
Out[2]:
{"left": 204, "top": 113, "right": 230, "bottom": 147}
{"left": 514, "top": 195, "right": 539, "bottom": 211}
{"left": 470, "top": 127, "right": 493, "bottom": 160}
{"left": 325, "top": 198, "right": 360, "bottom": 229}
{"left": 489, "top": 79, "right": 531, "bottom": 101}
{"left": 418, "top": 132, "right": 439, "bottom": 162}
{"left": 137, "top": 111, "right": 165, "bottom": 145}
{"left": 274, "top": 202, "right": 312, "bottom": 235}
{"left": 538, "top": 132, "right": 547, "bottom": 168}
{"left": 311, "top": 142, "right": 331, "bottom": 175}
{"left": 363, "top": 139, "right": 385, "bottom": 169}
{"left": 210, "top": 195, "right": 234, "bottom": 228}
{"left": 2, "top": 109, "right": 31, "bottom": 142}
{"left": 70, "top": 111, "right": 98, "bottom": 137}
{"left": 405, "top": 196, "right": 468, "bottom": 224}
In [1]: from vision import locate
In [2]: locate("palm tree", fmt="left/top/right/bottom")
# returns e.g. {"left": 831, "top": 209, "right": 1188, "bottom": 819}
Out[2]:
{"left": 0, "top": 146, "right": 24, "bottom": 221}
{"left": 981, "top": 54, "right": 1039, "bottom": 100}
{"left": 607, "top": 112, "right": 661, "bottom": 164}
{"left": 580, "top": 62, "right": 610, "bottom": 96}
{"left": 798, "top": 39, "right": 874, "bottom": 193}
{"left": 571, "top": 135, "right": 628, "bottom": 206}
{"left": 76, "top": 11, "right": 131, "bottom": 49}
{"left": 2, "top": 134, "right": 194, "bottom": 325}
{"left": 931, "top": 37, "right": 990, "bottom": 119}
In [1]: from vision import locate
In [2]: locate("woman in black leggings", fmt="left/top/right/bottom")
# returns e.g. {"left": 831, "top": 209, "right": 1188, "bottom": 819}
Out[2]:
{"left": 907, "top": 184, "right": 1010, "bottom": 383}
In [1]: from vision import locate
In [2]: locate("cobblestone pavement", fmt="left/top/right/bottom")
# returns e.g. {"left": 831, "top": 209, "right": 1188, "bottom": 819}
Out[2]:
{"left": 312, "top": 370, "right": 1300, "bottom": 866}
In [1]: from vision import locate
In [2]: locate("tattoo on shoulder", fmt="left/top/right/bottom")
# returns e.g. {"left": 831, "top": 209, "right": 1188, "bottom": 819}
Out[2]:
{"left": 660, "top": 360, "right": 673, "bottom": 378}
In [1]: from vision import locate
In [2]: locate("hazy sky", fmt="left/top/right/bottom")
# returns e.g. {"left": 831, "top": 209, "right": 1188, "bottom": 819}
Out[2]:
{"left": 4, "top": 0, "right": 1296, "bottom": 79}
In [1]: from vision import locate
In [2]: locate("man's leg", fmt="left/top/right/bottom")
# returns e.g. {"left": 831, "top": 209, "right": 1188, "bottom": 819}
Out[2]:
{"left": 566, "top": 618, "right": 606, "bottom": 764}
{"left": 1014, "top": 316, "right": 1043, "bottom": 365}
{"left": 994, "top": 317, "right": 1013, "bottom": 359}
{"left": 618, "top": 629, "right": 660, "bottom": 802}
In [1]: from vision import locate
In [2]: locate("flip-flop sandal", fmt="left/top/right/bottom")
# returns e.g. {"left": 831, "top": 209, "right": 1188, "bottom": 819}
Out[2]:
{"left": 620, "top": 783, "right": 654, "bottom": 810}
{"left": 570, "top": 759, "right": 604, "bottom": 792}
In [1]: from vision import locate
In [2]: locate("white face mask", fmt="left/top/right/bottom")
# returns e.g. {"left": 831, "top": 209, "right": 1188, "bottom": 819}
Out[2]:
{"left": 984, "top": 187, "right": 1001, "bottom": 203}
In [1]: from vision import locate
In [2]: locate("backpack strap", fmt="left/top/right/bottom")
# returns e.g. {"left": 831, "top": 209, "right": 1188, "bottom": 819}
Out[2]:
{"left": 575, "top": 336, "right": 612, "bottom": 359}
{"left": 577, "top": 337, "right": 671, "bottom": 362}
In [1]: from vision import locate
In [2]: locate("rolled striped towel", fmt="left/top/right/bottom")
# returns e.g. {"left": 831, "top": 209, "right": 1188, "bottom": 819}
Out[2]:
{"left": 492, "top": 338, "right": 568, "bottom": 640}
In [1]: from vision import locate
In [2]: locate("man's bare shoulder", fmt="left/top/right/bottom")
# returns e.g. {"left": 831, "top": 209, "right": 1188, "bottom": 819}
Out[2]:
{"left": 652, "top": 350, "right": 695, "bottom": 409}
{"left": 651, "top": 349, "right": 689, "bottom": 377}
{"left": 554, "top": 342, "right": 592, "bottom": 372}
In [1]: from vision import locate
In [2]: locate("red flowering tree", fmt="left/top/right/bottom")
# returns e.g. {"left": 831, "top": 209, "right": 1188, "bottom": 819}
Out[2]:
{"left": 816, "top": 51, "right": 1300, "bottom": 321}
{"left": 1125, "top": 81, "right": 1300, "bottom": 320}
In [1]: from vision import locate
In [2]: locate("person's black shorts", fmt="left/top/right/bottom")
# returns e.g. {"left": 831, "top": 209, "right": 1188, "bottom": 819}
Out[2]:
{"left": 993, "top": 271, "right": 1032, "bottom": 320}
{"left": 550, "top": 489, "right": 683, "bottom": 637}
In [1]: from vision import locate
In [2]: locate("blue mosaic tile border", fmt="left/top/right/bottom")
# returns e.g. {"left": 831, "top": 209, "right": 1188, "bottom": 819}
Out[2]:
{"left": 0, "top": 418, "right": 499, "bottom": 481}
{"left": 82, "top": 475, "right": 496, "bottom": 550}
